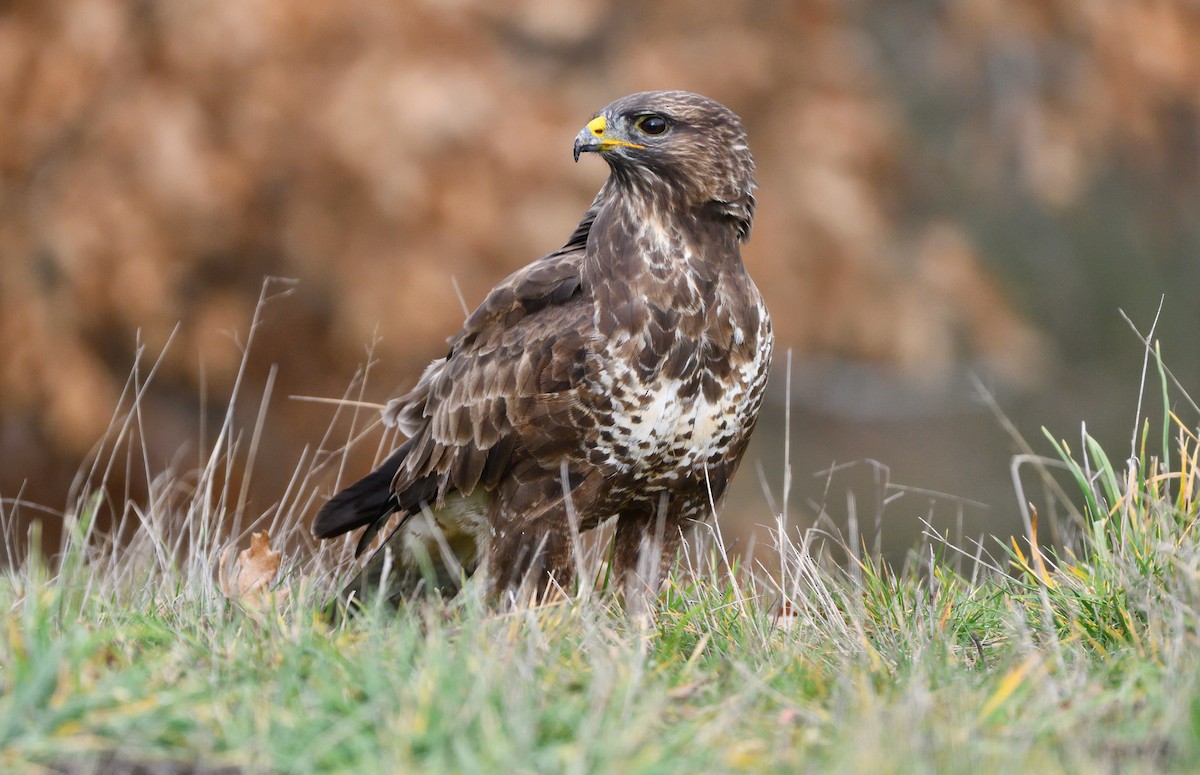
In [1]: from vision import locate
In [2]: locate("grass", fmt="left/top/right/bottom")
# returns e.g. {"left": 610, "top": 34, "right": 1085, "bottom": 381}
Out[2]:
{"left": 3, "top": 299, "right": 1200, "bottom": 773}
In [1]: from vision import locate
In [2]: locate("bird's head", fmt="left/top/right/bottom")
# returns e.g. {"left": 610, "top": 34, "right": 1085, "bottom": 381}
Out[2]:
{"left": 574, "top": 90, "right": 757, "bottom": 240}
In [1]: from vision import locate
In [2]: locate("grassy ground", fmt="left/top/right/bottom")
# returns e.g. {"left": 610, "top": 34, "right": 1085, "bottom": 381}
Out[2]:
{"left": 3, "top": 330, "right": 1200, "bottom": 773}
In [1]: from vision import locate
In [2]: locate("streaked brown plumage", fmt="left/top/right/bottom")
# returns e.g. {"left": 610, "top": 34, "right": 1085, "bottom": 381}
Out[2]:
{"left": 314, "top": 91, "right": 772, "bottom": 605}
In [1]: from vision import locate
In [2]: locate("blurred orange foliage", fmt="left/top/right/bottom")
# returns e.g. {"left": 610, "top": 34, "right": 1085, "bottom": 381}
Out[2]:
{"left": 3, "top": 0, "right": 1197, "bottom": 512}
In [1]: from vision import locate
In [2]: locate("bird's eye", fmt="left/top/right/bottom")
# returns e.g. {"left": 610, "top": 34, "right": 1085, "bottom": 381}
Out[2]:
{"left": 636, "top": 115, "right": 669, "bottom": 136}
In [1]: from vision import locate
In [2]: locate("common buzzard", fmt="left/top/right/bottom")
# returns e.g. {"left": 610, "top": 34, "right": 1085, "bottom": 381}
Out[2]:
{"left": 314, "top": 90, "right": 772, "bottom": 605}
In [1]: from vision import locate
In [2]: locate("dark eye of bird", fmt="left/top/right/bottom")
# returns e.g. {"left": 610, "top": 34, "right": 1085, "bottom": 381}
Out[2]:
{"left": 636, "top": 115, "right": 668, "bottom": 136}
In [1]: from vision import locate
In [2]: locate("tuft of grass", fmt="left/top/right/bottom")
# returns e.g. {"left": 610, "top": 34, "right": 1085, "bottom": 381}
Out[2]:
{"left": 3, "top": 292, "right": 1200, "bottom": 772}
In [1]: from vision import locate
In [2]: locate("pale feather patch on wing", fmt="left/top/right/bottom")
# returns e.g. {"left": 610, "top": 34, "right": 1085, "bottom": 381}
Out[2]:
{"left": 399, "top": 489, "right": 492, "bottom": 570}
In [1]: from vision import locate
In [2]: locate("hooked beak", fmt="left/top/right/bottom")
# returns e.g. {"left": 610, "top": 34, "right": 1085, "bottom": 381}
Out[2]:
{"left": 573, "top": 115, "right": 645, "bottom": 162}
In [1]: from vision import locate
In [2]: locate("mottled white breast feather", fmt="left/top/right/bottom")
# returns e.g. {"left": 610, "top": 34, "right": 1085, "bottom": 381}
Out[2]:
{"left": 589, "top": 307, "right": 772, "bottom": 486}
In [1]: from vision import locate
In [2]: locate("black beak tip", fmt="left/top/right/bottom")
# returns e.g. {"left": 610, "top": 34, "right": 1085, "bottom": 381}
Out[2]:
{"left": 573, "top": 141, "right": 582, "bottom": 163}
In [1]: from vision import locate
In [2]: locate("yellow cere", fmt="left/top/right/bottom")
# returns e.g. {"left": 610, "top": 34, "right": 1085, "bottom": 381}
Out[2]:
{"left": 587, "top": 115, "right": 607, "bottom": 137}
{"left": 588, "top": 115, "right": 645, "bottom": 151}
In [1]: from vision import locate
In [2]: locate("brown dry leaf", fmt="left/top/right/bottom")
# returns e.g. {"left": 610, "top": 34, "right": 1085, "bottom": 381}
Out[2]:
{"left": 773, "top": 599, "right": 799, "bottom": 632}
{"left": 219, "top": 531, "right": 282, "bottom": 605}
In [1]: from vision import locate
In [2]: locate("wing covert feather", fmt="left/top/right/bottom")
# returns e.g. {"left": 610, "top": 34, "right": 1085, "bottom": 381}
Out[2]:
{"left": 383, "top": 244, "right": 593, "bottom": 502}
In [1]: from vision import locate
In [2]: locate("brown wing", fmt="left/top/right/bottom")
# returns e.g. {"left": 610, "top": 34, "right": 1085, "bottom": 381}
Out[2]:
{"left": 312, "top": 207, "right": 598, "bottom": 543}
{"left": 381, "top": 215, "right": 597, "bottom": 506}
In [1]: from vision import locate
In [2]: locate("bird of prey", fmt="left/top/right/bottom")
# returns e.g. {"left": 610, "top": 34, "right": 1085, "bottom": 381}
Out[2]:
{"left": 314, "top": 90, "right": 772, "bottom": 606}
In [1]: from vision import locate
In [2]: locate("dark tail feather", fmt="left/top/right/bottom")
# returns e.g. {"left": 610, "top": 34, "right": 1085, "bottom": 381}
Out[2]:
{"left": 316, "top": 440, "right": 464, "bottom": 618}
{"left": 313, "top": 441, "right": 412, "bottom": 540}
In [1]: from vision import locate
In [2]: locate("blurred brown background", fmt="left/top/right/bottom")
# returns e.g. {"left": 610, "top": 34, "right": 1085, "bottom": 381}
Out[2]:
{"left": 3, "top": 1, "right": 1199, "bottom": 557}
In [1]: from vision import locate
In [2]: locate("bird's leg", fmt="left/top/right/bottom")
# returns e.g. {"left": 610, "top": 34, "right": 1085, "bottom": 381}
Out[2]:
{"left": 489, "top": 515, "right": 575, "bottom": 604}
{"left": 612, "top": 494, "right": 685, "bottom": 612}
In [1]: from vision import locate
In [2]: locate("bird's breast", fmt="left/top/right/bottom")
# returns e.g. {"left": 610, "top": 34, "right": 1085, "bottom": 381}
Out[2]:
{"left": 584, "top": 310, "right": 772, "bottom": 486}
